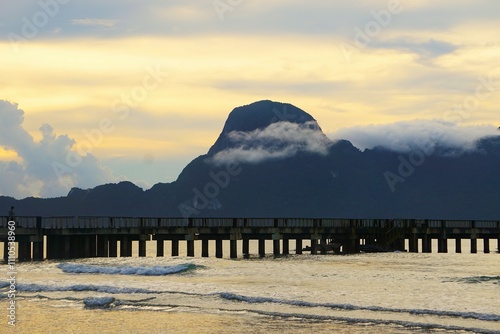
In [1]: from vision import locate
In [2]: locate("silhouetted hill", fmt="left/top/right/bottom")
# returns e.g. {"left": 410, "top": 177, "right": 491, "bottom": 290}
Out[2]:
{"left": 2, "top": 100, "right": 500, "bottom": 219}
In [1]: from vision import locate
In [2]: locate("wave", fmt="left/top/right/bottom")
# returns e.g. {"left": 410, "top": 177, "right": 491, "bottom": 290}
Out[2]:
{"left": 83, "top": 297, "right": 115, "bottom": 309}
{"left": 31, "top": 293, "right": 492, "bottom": 334}
{"left": 244, "top": 309, "right": 500, "bottom": 334}
{"left": 57, "top": 263, "right": 197, "bottom": 276}
{"left": 14, "top": 283, "right": 157, "bottom": 294}
{"left": 455, "top": 276, "right": 500, "bottom": 285}
{"left": 219, "top": 292, "right": 500, "bottom": 322}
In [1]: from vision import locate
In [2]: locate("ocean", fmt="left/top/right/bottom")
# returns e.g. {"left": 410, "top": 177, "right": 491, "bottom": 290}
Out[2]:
{"left": 1, "top": 240, "right": 499, "bottom": 333}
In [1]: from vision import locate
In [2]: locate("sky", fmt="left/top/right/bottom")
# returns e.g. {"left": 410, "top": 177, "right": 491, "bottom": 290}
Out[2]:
{"left": 1, "top": 0, "right": 499, "bottom": 199}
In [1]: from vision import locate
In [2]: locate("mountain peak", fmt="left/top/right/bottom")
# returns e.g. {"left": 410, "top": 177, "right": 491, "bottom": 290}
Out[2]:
{"left": 221, "top": 100, "right": 314, "bottom": 133}
{"left": 208, "top": 100, "right": 317, "bottom": 155}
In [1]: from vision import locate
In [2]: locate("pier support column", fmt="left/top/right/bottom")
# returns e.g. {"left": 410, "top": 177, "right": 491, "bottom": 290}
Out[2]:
{"left": 438, "top": 238, "right": 448, "bottom": 253}
{"left": 295, "top": 239, "right": 303, "bottom": 255}
{"left": 97, "top": 235, "right": 109, "bottom": 257}
{"left": 409, "top": 234, "right": 418, "bottom": 253}
{"left": 471, "top": 238, "right": 477, "bottom": 254}
{"left": 202, "top": 239, "right": 209, "bottom": 258}
{"left": 282, "top": 238, "right": 289, "bottom": 255}
{"left": 483, "top": 238, "right": 490, "bottom": 254}
{"left": 347, "top": 237, "right": 360, "bottom": 253}
{"left": 45, "top": 236, "right": 54, "bottom": 259}
{"left": 258, "top": 239, "right": 266, "bottom": 258}
{"left": 120, "top": 236, "right": 132, "bottom": 257}
{"left": 108, "top": 236, "right": 118, "bottom": 257}
{"left": 215, "top": 239, "right": 223, "bottom": 258}
{"left": 273, "top": 240, "right": 280, "bottom": 256}
{"left": 320, "top": 238, "right": 327, "bottom": 255}
{"left": 396, "top": 238, "right": 405, "bottom": 252}
{"left": 3, "top": 242, "right": 9, "bottom": 262}
{"left": 171, "top": 239, "right": 179, "bottom": 257}
{"left": 187, "top": 240, "right": 195, "bottom": 257}
{"left": 422, "top": 235, "right": 432, "bottom": 253}
{"left": 33, "top": 239, "right": 44, "bottom": 261}
{"left": 455, "top": 238, "right": 462, "bottom": 253}
{"left": 230, "top": 240, "right": 238, "bottom": 259}
{"left": 138, "top": 240, "right": 147, "bottom": 257}
{"left": 310, "top": 239, "right": 318, "bottom": 255}
{"left": 78, "top": 236, "right": 86, "bottom": 258}
{"left": 242, "top": 239, "right": 249, "bottom": 259}
{"left": 90, "top": 235, "right": 97, "bottom": 257}
{"left": 84, "top": 235, "right": 91, "bottom": 258}
{"left": 64, "top": 235, "right": 71, "bottom": 259}
{"left": 156, "top": 239, "right": 164, "bottom": 257}
{"left": 18, "top": 240, "right": 31, "bottom": 261}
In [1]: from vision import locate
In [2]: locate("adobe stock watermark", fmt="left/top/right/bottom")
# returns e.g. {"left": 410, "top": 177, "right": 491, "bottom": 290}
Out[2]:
{"left": 178, "top": 162, "right": 242, "bottom": 218}
{"left": 270, "top": 105, "right": 297, "bottom": 123}
{"left": 178, "top": 104, "right": 298, "bottom": 217}
{"left": 6, "top": 220, "right": 17, "bottom": 326}
{"left": 7, "top": 0, "right": 71, "bottom": 52}
{"left": 443, "top": 71, "right": 500, "bottom": 124}
{"left": 339, "top": 0, "right": 404, "bottom": 63}
{"left": 213, "top": 0, "right": 244, "bottom": 21}
{"left": 384, "top": 132, "right": 445, "bottom": 193}
{"left": 51, "top": 65, "right": 167, "bottom": 189}
{"left": 385, "top": 71, "right": 500, "bottom": 192}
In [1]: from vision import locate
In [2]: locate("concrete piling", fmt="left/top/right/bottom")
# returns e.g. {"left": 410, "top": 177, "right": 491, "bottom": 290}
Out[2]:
{"left": 455, "top": 238, "right": 462, "bottom": 253}
{"left": 230, "top": 239, "right": 237, "bottom": 259}
{"left": 216, "top": 239, "right": 223, "bottom": 258}
{"left": 471, "top": 238, "right": 477, "bottom": 254}
{"left": 258, "top": 239, "right": 265, "bottom": 258}
{"left": 171, "top": 239, "right": 179, "bottom": 257}
{"left": 156, "top": 239, "right": 164, "bottom": 257}
{"left": 295, "top": 239, "right": 303, "bottom": 254}
{"left": 483, "top": 238, "right": 490, "bottom": 253}
{"left": 202, "top": 239, "right": 209, "bottom": 257}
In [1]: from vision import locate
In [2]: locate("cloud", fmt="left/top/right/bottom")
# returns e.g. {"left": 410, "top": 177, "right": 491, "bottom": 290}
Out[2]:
{"left": 0, "top": 100, "right": 115, "bottom": 199}
{"left": 331, "top": 120, "right": 499, "bottom": 155}
{"left": 210, "top": 121, "right": 332, "bottom": 165}
{"left": 71, "top": 18, "right": 118, "bottom": 28}
{"left": 2, "top": 0, "right": 498, "bottom": 40}
{"left": 372, "top": 38, "right": 458, "bottom": 64}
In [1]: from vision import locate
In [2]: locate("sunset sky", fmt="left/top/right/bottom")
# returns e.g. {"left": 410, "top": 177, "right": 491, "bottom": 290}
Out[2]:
{"left": 1, "top": 0, "right": 500, "bottom": 199}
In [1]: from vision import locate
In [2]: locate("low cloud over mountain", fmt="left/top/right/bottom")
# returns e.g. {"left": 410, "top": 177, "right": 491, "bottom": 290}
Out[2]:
{"left": 211, "top": 120, "right": 332, "bottom": 165}
{"left": 331, "top": 119, "right": 499, "bottom": 155}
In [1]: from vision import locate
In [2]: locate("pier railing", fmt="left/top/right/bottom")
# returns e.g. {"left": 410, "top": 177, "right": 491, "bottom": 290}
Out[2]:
{"left": 1, "top": 217, "right": 499, "bottom": 229}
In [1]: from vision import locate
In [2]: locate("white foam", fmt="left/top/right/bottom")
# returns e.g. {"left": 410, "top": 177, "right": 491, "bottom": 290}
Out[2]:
{"left": 17, "top": 283, "right": 155, "bottom": 294}
{"left": 57, "top": 263, "right": 196, "bottom": 276}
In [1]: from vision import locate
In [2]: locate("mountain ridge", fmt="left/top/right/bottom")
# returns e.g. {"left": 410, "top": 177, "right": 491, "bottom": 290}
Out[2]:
{"left": 2, "top": 100, "right": 499, "bottom": 219}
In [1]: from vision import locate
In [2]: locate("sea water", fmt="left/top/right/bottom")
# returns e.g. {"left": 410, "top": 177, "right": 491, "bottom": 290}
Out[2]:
{"left": 1, "top": 240, "right": 499, "bottom": 333}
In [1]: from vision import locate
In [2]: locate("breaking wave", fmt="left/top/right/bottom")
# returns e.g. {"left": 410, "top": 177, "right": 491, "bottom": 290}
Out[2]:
{"left": 57, "top": 263, "right": 198, "bottom": 276}
{"left": 15, "top": 283, "right": 156, "bottom": 294}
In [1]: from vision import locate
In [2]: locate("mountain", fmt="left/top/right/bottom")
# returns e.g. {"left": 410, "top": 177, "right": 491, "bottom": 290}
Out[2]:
{"left": 2, "top": 100, "right": 500, "bottom": 219}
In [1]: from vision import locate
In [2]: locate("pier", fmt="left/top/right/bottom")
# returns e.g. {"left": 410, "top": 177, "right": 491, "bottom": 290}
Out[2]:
{"left": 1, "top": 217, "right": 499, "bottom": 261}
